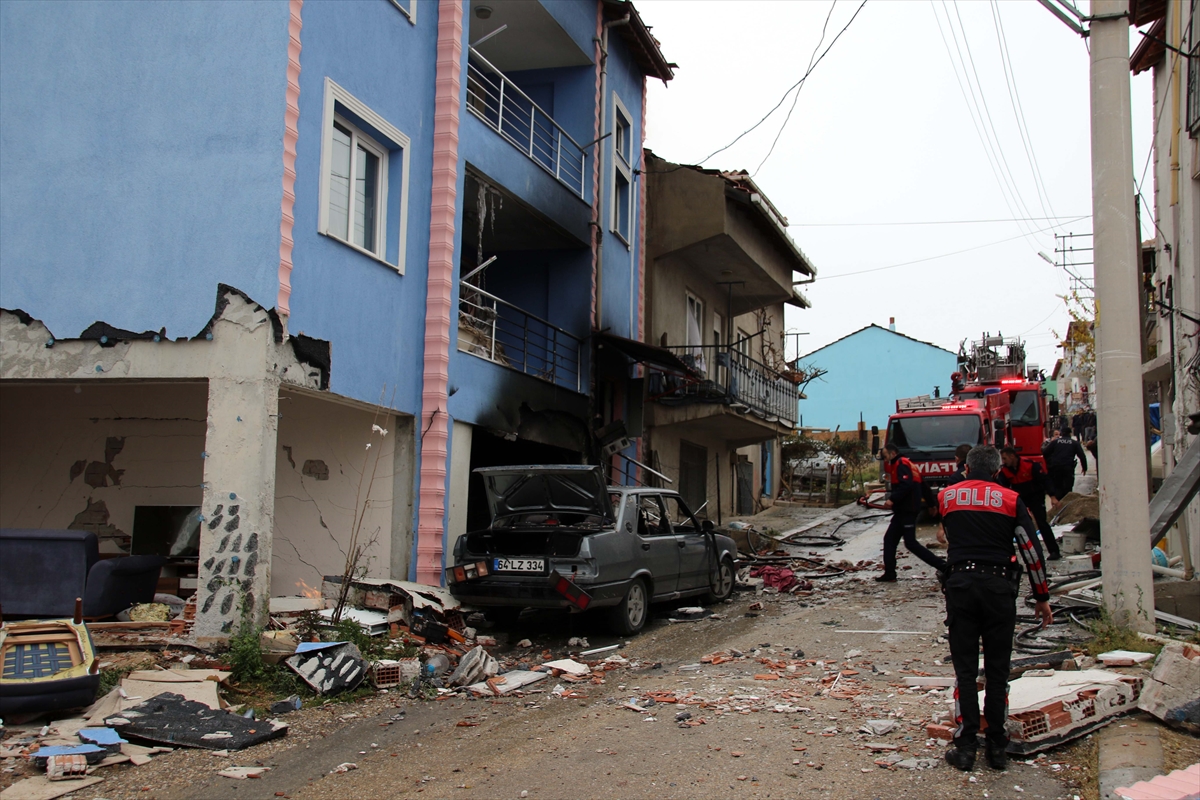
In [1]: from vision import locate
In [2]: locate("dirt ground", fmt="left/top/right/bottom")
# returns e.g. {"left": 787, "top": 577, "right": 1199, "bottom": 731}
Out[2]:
{"left": 2, "top": 504, "right": 1122, "bottom": 800}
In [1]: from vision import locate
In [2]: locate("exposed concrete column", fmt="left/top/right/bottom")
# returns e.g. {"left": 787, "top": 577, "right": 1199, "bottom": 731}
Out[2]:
{"left": 1089, "top": 0, "right": 1154, "bottom": 631}
{"left": 194, "top": 305, "right": 283, "bottom": 642}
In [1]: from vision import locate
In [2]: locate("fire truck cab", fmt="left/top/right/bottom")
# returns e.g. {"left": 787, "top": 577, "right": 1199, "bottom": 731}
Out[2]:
{"left": 953, "top": 334, "right": 1048, "bottom": 468}
{"left": 885, "top": 392, "right": 1012, "bottom": 490}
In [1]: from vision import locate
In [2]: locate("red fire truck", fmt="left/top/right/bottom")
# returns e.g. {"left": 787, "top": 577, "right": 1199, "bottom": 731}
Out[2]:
{"left": 884, "top": 391, "right": 1013, "bottom": 490}
{"left": 952, "top": 334, "right": 1049, "bottom": 468}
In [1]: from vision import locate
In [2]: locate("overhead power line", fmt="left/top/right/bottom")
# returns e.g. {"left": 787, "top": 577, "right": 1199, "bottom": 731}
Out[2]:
{"left": 694, "top": 0, "right": 869, "bottom": 167}
{"left": 753, "top": 0, "right": 839, "bottom": 176}
{"left": 793, "top": 214, "right": 1088, "bottom": 227}
{"left": 990, "top": 0, "right": 1059, "bottom": 225}
{"left": 948, "top": 1, "right": 1041, "bottom": 237}
{"left": 931, "top": 2, "right": 1050, "bottom": 253}
{"left": 815, "top": 215, "right": 1088, "bottom": 280}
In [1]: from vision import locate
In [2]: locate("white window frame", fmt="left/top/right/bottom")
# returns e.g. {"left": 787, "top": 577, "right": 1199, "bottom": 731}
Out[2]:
{"left": 686, "top": 292, "right": 704, "bottom": 349}
{"left": 318, "top": 78, "right": 411, "bottom": 274}
{"left": 387, "top": 0, "right": 417, "bottom": 24}
{"left": 610, "top": 92, "right": 634, "bottom": 246}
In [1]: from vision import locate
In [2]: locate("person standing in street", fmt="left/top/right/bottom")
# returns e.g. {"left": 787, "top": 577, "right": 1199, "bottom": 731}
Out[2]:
{"left": 998, "top": 446, "right": 1062, "bottom": 560}
{"left": 1042, "top": 425, "right": 1089, "bottom": 498}
{"left": 876, "top": 443, "right": 947, "bottom": 582}
{"left": 938, "top": 445, "right": 1053, "bottom": 772}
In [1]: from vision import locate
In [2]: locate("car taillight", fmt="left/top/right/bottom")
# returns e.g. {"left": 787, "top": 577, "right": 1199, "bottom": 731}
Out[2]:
{"left": 445, "top": 560, "right": 490, "bottom": 584}
{"left": 549, "top": 570, "right": 592, "bottom": 611}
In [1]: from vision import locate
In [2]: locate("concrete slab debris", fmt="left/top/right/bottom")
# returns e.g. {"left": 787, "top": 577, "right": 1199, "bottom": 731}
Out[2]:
{"left": 903, "top": 676, "right": 956, "bottom": 687}
{"left": 1137, "top": 643, "right": 1200, "bottom": 733}
{"left": 1006, "top": 669, "right": 1143, "bottom": 754}
{"left": 466, "top": 670, "right": 547, "bottom": 696}
{"left": 543, "top": 659, "right": 590, "bottom": 677}
{"left": 1098, "top": 650, "right": 1156, "bottom": 666}
{"left": 104, "top": 691, "right": 287, "bottom": 750}
{"left": 218, "top": 766, "right": 271, "bottom": 780}
{"left": 859, "top": 720, "right": 897, "bottom": 736}
{"left": 447, "top": 646, "right": 499, "bottom": 687}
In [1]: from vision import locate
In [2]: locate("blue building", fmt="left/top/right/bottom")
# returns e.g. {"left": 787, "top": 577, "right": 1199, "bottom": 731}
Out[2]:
{"left": 0, "top": 0, "right": 671, "bottom": 638}
{"left": 797, "top": 324, "right": 957, "bottom": 433}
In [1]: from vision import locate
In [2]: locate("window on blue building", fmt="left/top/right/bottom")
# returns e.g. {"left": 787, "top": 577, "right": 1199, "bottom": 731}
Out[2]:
{"left": 319, "top": 79, "right": 411, "bottom": 274}
{"left": 387, "top": 0, "right": 416, "bottom": 23}
{"left": 611, "top": 93, "right": 634, "bottom": 244}
{"left": 328, "top": 118, "right": 385, "bottom": 254}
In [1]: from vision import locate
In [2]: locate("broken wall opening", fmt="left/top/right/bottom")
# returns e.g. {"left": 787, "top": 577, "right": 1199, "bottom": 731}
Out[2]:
{"left": 273, "top": 388, "right": 413, "bottom": 597}
{"left": 0, "top": 380, "right": 208, "bottom": 596}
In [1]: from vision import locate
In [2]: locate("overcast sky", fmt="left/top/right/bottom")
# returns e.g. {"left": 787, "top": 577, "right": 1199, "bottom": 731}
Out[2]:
{"left": 640, "top": 0, "right": 1154, "bottom": 379}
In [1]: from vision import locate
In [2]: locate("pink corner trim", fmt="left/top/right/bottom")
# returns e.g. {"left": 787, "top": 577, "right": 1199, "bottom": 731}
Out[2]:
{"left": 277, "top": 0, "right": 303, "bottom": 317}
{"left": 590, "top": 0, "right": 603, "bottom": 330}
{"left": 636, "top": 75, "right": 648, "bottom": 484}
{"left": 637, "top": 74, "right": 647, "bottom": 349}
{"left": 415, "top": 0, "right": 464, "bottom": 585}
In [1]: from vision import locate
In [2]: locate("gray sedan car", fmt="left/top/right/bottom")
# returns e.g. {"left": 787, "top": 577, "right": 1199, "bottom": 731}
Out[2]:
{"left": 446, "top": 465, "right": 737, "bottom": 634}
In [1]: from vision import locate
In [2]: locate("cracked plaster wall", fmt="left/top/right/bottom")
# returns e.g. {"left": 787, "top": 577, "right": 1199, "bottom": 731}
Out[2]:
{"left": 0, "top": 383, "right": 207, "bottom": 551}
{"left": 273, "top": 389, "right": 401, "bottom": 597}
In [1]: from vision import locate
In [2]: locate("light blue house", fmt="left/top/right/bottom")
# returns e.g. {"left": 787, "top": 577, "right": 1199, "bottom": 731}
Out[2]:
{"left": 797, "top": 324, "right": 957, "bottom": 433}
{"left": 0, "top": 0, "right": 672, "bottom": 637}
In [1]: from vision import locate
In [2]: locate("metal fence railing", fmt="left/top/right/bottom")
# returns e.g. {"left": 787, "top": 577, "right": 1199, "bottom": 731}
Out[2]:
{"left": 650, "top": 344, "right": 800, "bottom": 427}
{"left": 466, "top": 47, "right": 588, "bottom": 199}
{"left": 458, "top": 284, "right": 582, "bottom": 392}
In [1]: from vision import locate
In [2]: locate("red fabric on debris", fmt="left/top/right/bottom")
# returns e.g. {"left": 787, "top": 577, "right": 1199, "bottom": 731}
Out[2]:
{"left": 750, "top": 566, "right": 798, "bottom": 593}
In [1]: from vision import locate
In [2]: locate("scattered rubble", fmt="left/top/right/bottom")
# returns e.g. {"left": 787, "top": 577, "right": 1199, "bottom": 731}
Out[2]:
{"left": 1137, "top": 642, "right": 1200, "bottom": 733}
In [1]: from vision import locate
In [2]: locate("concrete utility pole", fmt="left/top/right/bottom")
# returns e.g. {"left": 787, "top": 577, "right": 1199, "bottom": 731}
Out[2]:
{"left": 1089, "top": 0, "right": 1154, "bottom": 632}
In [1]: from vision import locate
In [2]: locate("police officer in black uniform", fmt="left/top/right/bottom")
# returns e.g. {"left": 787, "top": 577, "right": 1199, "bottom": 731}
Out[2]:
{"left": 876, "top": 443, "right": 947, "bottom": 582}
{"left": 1042, "top": 425, "right": 1089, "bottom": 498}
{"left": 998, "top": 446, "right": 1062, "bottom": 560}
{"left": 938, "top": 445, "right": 1053, "bottom": 772}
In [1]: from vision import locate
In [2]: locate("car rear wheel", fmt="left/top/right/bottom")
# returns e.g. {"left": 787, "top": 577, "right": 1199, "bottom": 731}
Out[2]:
{"left": 607, "top": 579, "right": 648, "bottom": 635}
{"left": 705, "top": 558, "right": 735, "bottom": 603}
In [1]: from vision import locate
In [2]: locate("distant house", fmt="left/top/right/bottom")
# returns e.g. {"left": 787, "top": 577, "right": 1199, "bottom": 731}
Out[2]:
{"left": 797, "top": 323, "right": 956, "bottom": 432}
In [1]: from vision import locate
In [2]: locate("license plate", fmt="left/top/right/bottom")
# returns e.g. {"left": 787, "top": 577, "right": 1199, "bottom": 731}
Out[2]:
{"left": 493, "top": 558, "right": 545, "bottom": 573}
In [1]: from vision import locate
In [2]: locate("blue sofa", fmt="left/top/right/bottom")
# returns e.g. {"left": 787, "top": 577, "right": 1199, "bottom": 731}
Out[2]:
{"left": 0, "top": 529, "right": 164, "bottom": 619}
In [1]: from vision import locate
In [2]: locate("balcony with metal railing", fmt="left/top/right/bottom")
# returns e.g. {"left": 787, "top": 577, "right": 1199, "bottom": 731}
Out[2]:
{"left": 647, "top": 344, "right": 800, "bottom": 428}
{"left": 465, "top": 47, "right": 588, "bottom": 200}
{"left": 457, "top": 283, "right": 583, "bottom": 393}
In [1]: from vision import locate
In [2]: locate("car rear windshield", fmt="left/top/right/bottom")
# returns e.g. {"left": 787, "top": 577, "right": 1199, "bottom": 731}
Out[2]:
{"left": 888, "top": 414, "right": 981, "bottom": 451}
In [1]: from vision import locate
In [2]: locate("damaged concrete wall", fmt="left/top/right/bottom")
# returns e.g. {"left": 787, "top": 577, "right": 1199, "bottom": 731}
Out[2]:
{"left": 0, "top": 382, "right": 207, "bottom": 552}
{"left": 2, "top": 290, "right": 326, "bottom": 640}
{"left": 273, "top": 389, "right": 403, "bottom": 596}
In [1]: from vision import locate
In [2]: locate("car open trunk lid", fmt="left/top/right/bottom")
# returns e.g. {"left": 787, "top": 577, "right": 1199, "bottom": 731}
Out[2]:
{"left": 474, "top": 465, "right": 611, "bottom": 526}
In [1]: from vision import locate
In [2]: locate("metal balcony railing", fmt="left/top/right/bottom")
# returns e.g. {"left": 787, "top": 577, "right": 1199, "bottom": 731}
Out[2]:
{"left": 458, "top": 284, "right": 582, "bottom": 392}
{"left": 650, "top": 345, "right": 799, "bottom": 427}
{"left": 466, "top": 48, "right": 588, "bottom": 199}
